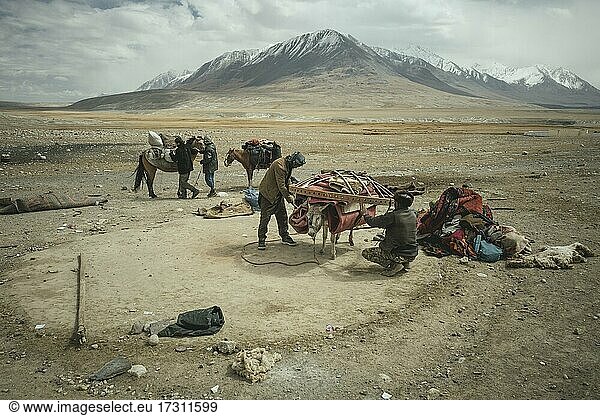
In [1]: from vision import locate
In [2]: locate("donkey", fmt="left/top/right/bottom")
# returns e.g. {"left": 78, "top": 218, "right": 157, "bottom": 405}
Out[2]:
{"left": 307, "top": 203, "right": 350, "bottom": 260}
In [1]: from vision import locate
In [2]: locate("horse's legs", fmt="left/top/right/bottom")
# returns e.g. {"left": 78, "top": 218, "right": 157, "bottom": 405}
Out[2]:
{"left": 142, "top": 158, "right": 158, "bottom": 198}
{"left": 321, "top": 217, "right": 327, "bottom": 255}
{"left": 247, "top": 169, "right": 253, "bottom": 189}
{"left": 330, "top": 231, "right": 337, "bottom": 260}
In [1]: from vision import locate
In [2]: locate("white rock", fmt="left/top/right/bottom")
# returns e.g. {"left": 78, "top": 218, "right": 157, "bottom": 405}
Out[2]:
{"left": 427, "top": 387, "right": 441, "bottom": 399}
{"left": 476, "top": 272, "right": 488, "bottom": 278}
{"left": 147, "top": 334, "right": 159, "bottom": 346}
{"left": 381, "top": 392, "right": 392, "bottom": 400}
{"left": 210, "top": 385, "right": 219, "bottom": 394}
{"left": 128, "top": 365, "right": 147, "bottom": 378}
{"left": 216, "top": 340, "right": 237, "bottom": 354}
{"left": 216, "top": 192, "right": 228, "bottom": 197}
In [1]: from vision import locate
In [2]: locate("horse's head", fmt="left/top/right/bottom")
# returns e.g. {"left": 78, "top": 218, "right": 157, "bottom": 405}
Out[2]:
{"left": 224, "top": 148, "right": 236, "bottom": 167}
{"left": 307, "top": 204, "right": 328, "bottom": 238}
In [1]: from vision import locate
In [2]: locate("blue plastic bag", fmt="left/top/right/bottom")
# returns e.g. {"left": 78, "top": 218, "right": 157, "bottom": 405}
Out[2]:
{"left": 474, "top": 234, "right": 503, "bottom": 262}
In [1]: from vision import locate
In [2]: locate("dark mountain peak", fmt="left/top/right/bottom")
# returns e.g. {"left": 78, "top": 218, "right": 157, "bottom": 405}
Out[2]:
{"left": 251, "top": 28, "right": 358, "bottom": 64}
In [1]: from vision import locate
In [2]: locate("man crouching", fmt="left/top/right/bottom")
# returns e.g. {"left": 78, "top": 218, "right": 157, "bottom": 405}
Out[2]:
{"left": 361, "top": 191, "right": 418, "bottom": 276}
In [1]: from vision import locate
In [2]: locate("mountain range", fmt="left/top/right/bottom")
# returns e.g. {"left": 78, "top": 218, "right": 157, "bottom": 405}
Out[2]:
{"left": 71, "top": 29, "right": 600, "bottom": 110}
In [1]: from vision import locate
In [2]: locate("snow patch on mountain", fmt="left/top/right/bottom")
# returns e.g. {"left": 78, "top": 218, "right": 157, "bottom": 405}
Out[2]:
{"left": 136, "top": 70, "right": 192, "bottom": 91}
{"left": 204, "top": 49, "right": 260, "bottom": 74}
{"left": 250, "top": 29, "right": 349, "bottom": 65}
{"left": 473, "top": 62, "right": 586, "bottom": 89}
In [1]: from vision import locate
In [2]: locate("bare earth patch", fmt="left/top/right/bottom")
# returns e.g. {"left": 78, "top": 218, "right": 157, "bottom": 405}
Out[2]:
{"left": 0, "top": 108, "right": 598, "bottom": 400}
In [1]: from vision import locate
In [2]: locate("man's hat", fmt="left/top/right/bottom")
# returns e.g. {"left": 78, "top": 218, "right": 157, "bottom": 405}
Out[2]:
{"left": 287, "top": 151, "right": 305, "bottom": 168}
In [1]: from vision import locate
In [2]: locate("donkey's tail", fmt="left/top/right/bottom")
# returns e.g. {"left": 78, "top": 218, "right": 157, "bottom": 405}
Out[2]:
{"left": 133, "top": 154, "right": 147, "bottom": 192}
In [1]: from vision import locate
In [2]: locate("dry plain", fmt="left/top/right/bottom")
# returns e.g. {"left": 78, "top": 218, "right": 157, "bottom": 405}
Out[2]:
{"left": 0, "top": 106, "right": 599, "bottom": 401}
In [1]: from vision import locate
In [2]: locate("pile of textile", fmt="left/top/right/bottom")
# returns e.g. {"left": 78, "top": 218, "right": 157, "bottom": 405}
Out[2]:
{"left": 417, "top": 187, "right": 530, "bottom": 262}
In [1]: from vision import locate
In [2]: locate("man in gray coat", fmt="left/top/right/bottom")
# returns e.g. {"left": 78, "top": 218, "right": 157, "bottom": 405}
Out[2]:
{"left": 361, "top": 190, "right": 418, "bottom": 276}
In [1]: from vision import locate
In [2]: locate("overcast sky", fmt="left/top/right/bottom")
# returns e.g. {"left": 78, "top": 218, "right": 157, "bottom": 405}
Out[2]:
{"left": 1, "top": 0, "right": 598, "bottom": 103}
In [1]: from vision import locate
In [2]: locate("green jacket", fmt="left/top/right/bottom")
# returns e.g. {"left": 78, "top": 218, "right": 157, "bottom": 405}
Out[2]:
{"left": 200, "top": 139, "right": 218, "bottom": 173}
{"left": 258, "top": 157, "right": 292, "bottom": 203}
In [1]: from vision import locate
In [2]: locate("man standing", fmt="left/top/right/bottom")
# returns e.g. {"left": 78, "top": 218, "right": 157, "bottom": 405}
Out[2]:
{"left": 199, "top": 135, "right": 219, "bottom": 197}
{"left": 361, "top": 191, "right": 418, "bottom": 276}
{"left": 257, "top": 151, "right": 305, "bottom": 250}
{"left": 170, "top": 136, "right": 200, "bottom": 199}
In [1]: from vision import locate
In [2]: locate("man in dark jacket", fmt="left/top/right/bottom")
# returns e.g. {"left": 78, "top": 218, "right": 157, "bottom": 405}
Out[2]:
{"left": 170, "top": 136, "right": 200, "bottom": 199}
{"left": 198, "top": 135, "right": 218, "bottom": 197}
{"left": 257, "top": 151, "right": 305, "bottom": 250}
{"left": 361, "top": 190, "right": 418, "bottom": 276}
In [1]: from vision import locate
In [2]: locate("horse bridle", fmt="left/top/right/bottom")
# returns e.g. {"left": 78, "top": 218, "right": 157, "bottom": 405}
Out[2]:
{"left": 223, "top": 148, "right": 235, "bottom": 167}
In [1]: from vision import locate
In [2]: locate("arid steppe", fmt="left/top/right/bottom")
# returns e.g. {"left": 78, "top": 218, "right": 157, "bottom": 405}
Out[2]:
{"left": 0, "top": 106, "right": 599, "bottom": 400}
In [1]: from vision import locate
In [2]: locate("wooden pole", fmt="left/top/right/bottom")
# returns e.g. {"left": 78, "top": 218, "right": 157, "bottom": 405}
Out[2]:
{"left": 72, "top": 254, "right": 87, "bottom": 345}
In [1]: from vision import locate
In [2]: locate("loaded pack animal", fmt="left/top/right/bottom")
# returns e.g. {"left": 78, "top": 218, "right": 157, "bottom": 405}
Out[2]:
{"left": 306, "top": 202, "right": 376, "bottom": 260}
{"left": 133, "top": 136, "right": 203, "bottom": 198}
{"left": 223, "top": 140, "right": 281, "bottom": 188}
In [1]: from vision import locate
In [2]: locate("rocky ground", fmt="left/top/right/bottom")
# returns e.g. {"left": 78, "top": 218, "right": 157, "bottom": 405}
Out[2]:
{"left": 0, "top": 108, "right": 598, "bottom": 403}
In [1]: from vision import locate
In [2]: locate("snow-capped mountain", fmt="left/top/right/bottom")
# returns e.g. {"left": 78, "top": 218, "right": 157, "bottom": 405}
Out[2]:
{"left": 473, "top": 63, "right": 589, "bottom": 90}
{"left": 136, "top": 69, "right": 192, "bottom": 91}
{"left": 89, "top": 29, "right": 600, "bottom": 110}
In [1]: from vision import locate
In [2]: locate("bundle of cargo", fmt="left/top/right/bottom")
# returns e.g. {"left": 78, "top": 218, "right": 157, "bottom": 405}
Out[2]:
{"left": 290, "top": 170, "right": 394, "bottom": 206}
{"left": 289, "top": 170, "right": 394, "bottom": 259}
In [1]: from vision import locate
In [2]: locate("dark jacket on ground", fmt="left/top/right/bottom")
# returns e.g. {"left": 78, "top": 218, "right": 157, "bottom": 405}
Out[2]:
{"left": 171, "top": 143, "right": 194, "bottom": 174}
{"left": 365, "top": 208, "right": 418, "bottom": 258}
{"left": 200, "top": 139, "right": 218, "bottom": 173}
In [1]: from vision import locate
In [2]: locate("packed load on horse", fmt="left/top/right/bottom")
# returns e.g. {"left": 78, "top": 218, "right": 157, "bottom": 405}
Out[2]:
{"left": 288, "top": 170, "right": 395, "bottom": 259}
{"left": 224, "top": 139, "right": 283, "bottom": 188}
{"left": 242, "top": 139, "right": 282, "bottom": 169}
{"left": 134, "top": 131, "right": 205, "bottom": 198}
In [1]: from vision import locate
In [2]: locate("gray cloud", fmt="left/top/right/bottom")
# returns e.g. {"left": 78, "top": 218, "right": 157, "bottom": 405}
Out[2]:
{"left": 0, "top": 0, "right": 598, "bottom": 103}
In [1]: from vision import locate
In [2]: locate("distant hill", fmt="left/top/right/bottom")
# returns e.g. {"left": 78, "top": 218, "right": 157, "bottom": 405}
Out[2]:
{"left": 71, "top": 29, "right": 600, "bottom": 110}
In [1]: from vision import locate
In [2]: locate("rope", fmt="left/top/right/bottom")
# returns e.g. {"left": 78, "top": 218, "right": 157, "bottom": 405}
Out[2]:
{"left": 241, "top": 238, "right": 320, "bottom": 266}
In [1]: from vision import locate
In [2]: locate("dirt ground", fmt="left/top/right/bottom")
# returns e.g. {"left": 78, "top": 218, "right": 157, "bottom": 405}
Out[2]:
{"left": 0, "top": 107, "right": 599, "bottom": 402}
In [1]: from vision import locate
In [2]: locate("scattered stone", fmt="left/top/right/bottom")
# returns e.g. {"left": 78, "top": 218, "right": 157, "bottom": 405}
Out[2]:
{"left": 381, "top": 392, "right": 392, "bottom": 400}
{"left": 476, "top": 272, "right": 488, "bottom": 278}
{"left": 210, "top": 385, "right": 219, "bottom": 394}
{"left": 522, "top": 151, "right": 528, "bottom": 155}
{"left": 379, "top": 373, "right": 392, "bottom": 383}
{"left": 90, "top": 343, "right": 99, "bottom": 350}
{"left": 130, "top": 321, "right": 144, "bottom": 335}
{"left": 216, "top": 340, "right": 237, "bottom": 354}
{"left": 573, "top": 328, "right": 583, "bottom": 335}
{"left": 88, "top": 356, "right": 132, "bottom": 381}
{"left": 128, "top": 365, "right": 147, "bottom": 378}
{"left": 147, "top": 334, "right": 159, "bottom": 346}
{"left": 427, "top": 387, "right": 441, "bottom": 399}
{"left": 231, "top": 348, "right": 282, "bottom": 383}
{"left": 459, "top": 256, "right": 469, "bottom": 264}
{"left": 175, "top": 346, "right": 187, "bottom": 352}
